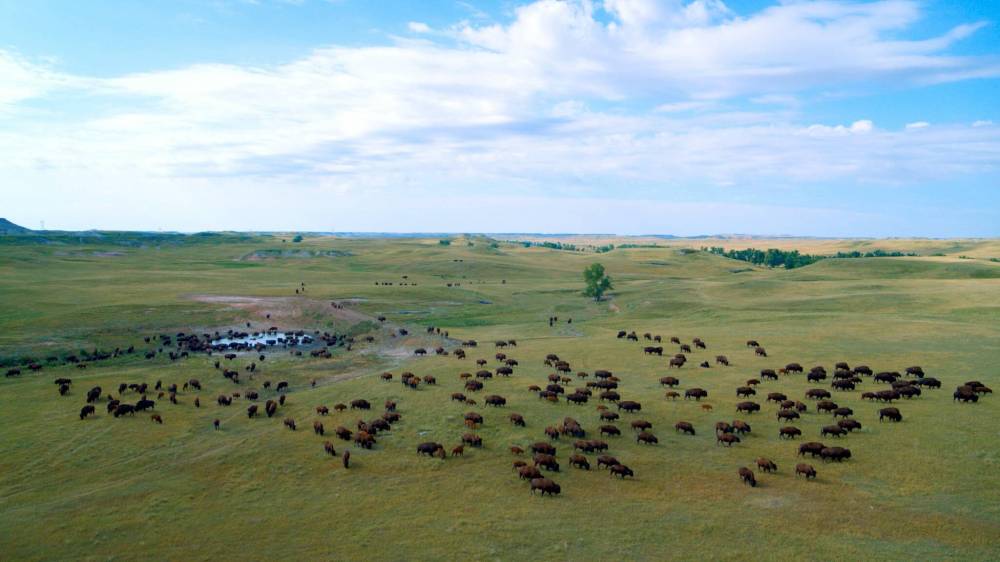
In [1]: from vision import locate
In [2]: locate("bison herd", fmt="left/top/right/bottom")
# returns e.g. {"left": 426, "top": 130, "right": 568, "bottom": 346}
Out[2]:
{"left": 23, "top": 310, "right": 989, "bottom": 500}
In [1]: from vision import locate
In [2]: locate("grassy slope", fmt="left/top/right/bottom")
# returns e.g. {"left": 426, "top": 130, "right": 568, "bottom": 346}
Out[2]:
{"left": 0, "top": 236, "right": 998, "bottom": 560}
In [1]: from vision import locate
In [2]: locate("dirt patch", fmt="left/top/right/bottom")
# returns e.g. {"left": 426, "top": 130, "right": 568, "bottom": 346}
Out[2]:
{"left": 188, "top": 294, "right": 371, "bottom": 324}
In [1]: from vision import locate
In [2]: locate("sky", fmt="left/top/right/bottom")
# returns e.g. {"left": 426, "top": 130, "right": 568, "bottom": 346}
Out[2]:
{"left": 1, "top": 0, "right": 998, "bottom": 236}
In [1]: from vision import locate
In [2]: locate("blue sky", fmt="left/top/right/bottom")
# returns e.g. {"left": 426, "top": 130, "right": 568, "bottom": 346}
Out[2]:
{"left": 1, "top": 0, "right": 998, "bottom": 235}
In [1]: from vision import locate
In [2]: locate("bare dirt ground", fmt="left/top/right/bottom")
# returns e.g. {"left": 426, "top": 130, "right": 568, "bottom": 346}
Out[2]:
{"left": 188, "top": 294, "right": 371, "bottom": 324}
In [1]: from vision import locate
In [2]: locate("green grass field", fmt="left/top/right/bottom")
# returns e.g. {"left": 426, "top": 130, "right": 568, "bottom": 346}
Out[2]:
{"left": 1, "top": 235, "right": 999, "bottom": 560}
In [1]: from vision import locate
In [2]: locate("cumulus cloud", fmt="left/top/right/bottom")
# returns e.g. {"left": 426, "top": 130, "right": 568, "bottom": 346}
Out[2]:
{"left": 0, "top": 0, "right": 997, "bottom": 232}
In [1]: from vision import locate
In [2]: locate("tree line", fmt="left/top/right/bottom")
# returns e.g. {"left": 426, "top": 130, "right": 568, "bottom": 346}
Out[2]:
{"left": 703, "top": 246, "right": 916, "bottom": 269}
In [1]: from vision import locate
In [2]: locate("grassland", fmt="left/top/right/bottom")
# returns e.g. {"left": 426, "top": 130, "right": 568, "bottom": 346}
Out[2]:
{"left": 1, "top": 234, "right": 999, "bottom": 561}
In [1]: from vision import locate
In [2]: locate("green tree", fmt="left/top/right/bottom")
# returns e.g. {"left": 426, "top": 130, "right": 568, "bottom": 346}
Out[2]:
{"left": 292, "top": 235, "right": 303, "bottom": 243}
{"left": 439, "top": 239, "right": 451, "bottom": 246}
{"left": 583, "top": 263, "right": 613, "bottom": 301}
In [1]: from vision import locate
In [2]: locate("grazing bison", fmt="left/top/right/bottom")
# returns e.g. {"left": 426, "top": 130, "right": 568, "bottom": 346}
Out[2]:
{"left": 879, "top": 407, "right": 903, "bottom": 422}
{"left": 821, "top": 425, "right": 847, "bottom": 438}
{"left": 350, "top": 399, "right": 371, "bottom": 410}
{"left": 756, "top": 458, "right": 777, "bottom": 473}
{"left": 798, "top": 442, "right": 826, "bottom": 457}
{"left": 610, "top": 464, "right": 635, "bottom": 479}
{"left": 732, "top": 420, "right": 752, "bottom": 435}
{"left": 779, "top": 426, "right": 802, "bottom": 439}
{"left": 79, "top": 405, "right": 95, "bottom": 419}
{"left": 736, "top": 386, "right": 756, "bottom": 398}
{"left": 636, "top": 431, "right": 658, "bottom": 445}
{"left": 832, "top": 379, "right": 855, "bottom": 391}
{"left": 618, "top": 400, "right": 642, "bottom": 413}
{"left": 533, "top": 453, "right": 560, "bottom": 472}
{"left": 820, "top": 446, "right": 851, "bottom": 462}
{"left": 738, "top": 467, "right": 756, "bottom": 487}
{"left": 755, "top": 347, "right": 767, "bottom": 357}
{"left": 717, "top": 433, "right": 740, "bottom": 446}
{"left": 214, "top": 419, "right": 220, "bottom": 430}
{"left": 685, "top": 388, "right": 708, "bottom": 401}
{"left": 531, "top": 442, "right": 556, "bottom": 456}
{"left": 736, "top": 401, "right": 761, "bottom": 414}
{"left": 519, "top": 465, "right": 542, "bottom": 480}
{"left": 833, "top": 407, "right": 854, "bottom": 418}
{"left": 569, "top": 454, "right": 591, "bottom": 470}
{"left": 674, "top": 421, "right": 695, "bottom": 435}
{"left": 113, "top": 404, "right": 135, "bottom": 417}
{"left": 630, "top": 420, "right": 652, "bottom": 432}
{"left": 283, "top": 418, "right": 297, "bottom": 431}
{"left": 313, "top": 421, "right": 325, "bottom": 435}
{"left": 485, "top": 395, "right": 507, "bottom": 407}
{"left": 529, "top": 478, "right": 561, "bottom": 496}
{"left": 247, "top": 404, "right": 258, "bottom": 418}
{"left": 600, "top": 425, "right": 621, "bottom": 437}
{"left": 777, "top": 410, "right": 800, "bottom": 422}
{"left": 816, "top": 400, "right": 839, "bottom": 414}
{"left": 509, "top": 413, "right": 526, "bottom": 426}
{"left": 462, "top": 433, "right": 483, "bottom": 447}
{"left": 795, "top": 463, "right": 817, "bottom": 479}
{"left": 324, "top": 441, "right": 337, "bottom": 457}
{"left": 596, "top": 455, "right": 619, "bottom": 470}
{"left": 151, "top": 414, "right": 163, "bottom": 424}
{"left": 659, "top": 376, "right": 680, "bottom": 387}
{"left": 837, "top": 419, "right": 862, "bottom": 432}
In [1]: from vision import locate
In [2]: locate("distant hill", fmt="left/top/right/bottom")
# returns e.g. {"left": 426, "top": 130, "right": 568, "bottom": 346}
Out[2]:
{"left": 0, "top": 219, "right": 31, "bottom": 235}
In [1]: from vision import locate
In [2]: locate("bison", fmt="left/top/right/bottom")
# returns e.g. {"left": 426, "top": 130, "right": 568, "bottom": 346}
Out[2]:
{"left": 738, "top": 467, "right": 756, "bottom": 487}
{"left": 529, "top": 477, "right": 561, "bottom": 496}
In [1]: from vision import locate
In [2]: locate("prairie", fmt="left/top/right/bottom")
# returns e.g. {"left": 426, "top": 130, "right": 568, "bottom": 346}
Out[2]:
{"left": 1, "top": 234, "right": 998, "bottom": 561}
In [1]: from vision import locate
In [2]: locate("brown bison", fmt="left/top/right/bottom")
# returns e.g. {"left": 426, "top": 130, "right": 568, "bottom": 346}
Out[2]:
{"left": 519, "top": 465, "right": 542, "bottom": 480}
{"left": 738, "top": 467, "right": 756, "bottom": 487}
{"left": 820, "top": 446, "right": 851, "bottom": 462}
{"left": 798, "top": 442, "right": 826, "bottom": 457}
{"left": 529, "top": 477, "right": 561, "bottom": 496}
{"left": 685, "top": 388, "right": 708, "bottom": 400}
{"left": 795, "top": 463, "right": 817, "bottom": 479}
{"left": 779, "top": 426, "right": 802, "bottom": 439}
{"left": 79, "top": 405, "right": 95, "bottom": 419}
{"left": 636, "top": 431, "right": 658, "bottom": 445}
{"left": 569, "top": 454, "right": 591, "bottom": 470}
{"left": 674, "top": 421, "right": 696, "bottom": 435}
{"left": 717, "top": 433, "right": 740, "bottom": 446}
{"left": 879, "top": 407, "right": 902, "bottom": 422}
{"left": 756, "top": 458, "right": 777, "bottom": 473}
{"left": 610, "top": 464, "right": 635, "bottom": 479}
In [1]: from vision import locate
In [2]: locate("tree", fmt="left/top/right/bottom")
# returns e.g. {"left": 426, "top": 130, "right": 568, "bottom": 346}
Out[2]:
{"left": 292, "top": 235, "right": 303, "bottom": 243}
{"left": 583, "top": 263, "right": 613, "bottom": 301}
{"left": 439, "top": 239, "right": 451, "bottom": 246}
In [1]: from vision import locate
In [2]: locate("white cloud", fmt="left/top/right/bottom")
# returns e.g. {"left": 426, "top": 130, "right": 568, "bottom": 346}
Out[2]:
{"left": 407, "top": 21, "right": 431, "bottom": 33}
{"left": 973, "top": 120, "right": 993, "bottom": 128}
{"left": 906, "top": 121, "right": 930, "bottom": 130}
{"left": 0, "top": 0, "right": 997, "bottom": 231}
